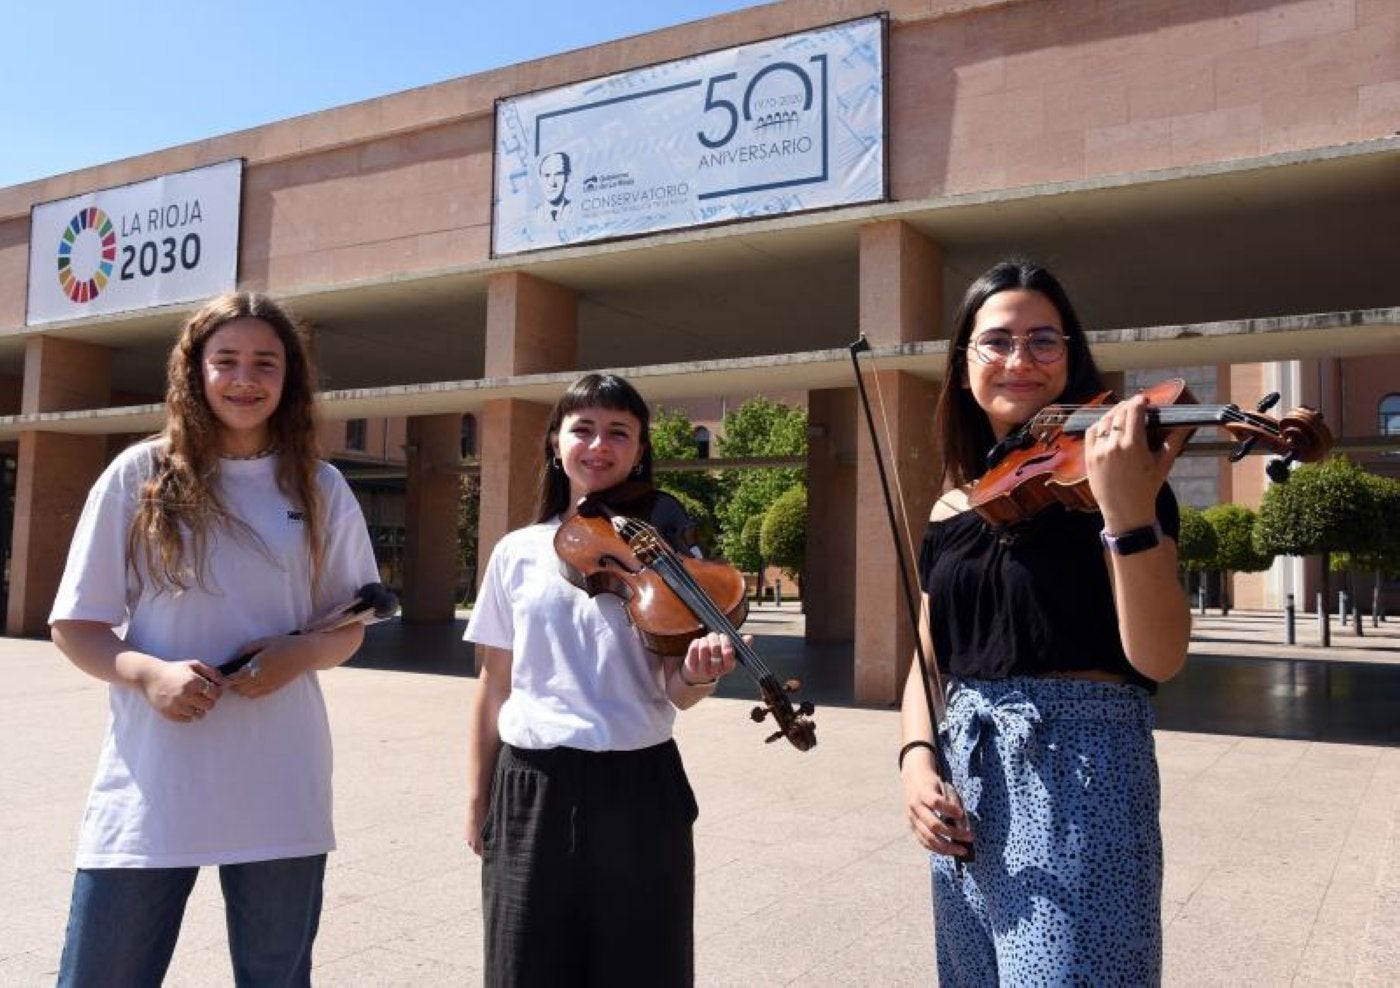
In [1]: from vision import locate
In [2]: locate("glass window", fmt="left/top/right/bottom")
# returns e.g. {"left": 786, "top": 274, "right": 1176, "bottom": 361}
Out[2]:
{"left": 1381, "top": 394, "right": 1400, "bottom": 436}
{"left": 345, "top": 418, "right": 367, "bottom": 452}
{"left": 461, "top": 414, "right": 478, "bottom": 459}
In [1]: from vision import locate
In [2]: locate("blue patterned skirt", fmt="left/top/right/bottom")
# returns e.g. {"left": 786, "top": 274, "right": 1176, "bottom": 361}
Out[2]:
{"left": 931, "top": 676, "right": 1163, "bottom": 987}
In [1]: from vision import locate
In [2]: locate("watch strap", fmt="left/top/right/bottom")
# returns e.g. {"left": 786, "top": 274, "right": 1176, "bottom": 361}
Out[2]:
{"left": 1100, "top": 520, "right": 1163, "bottom": 556}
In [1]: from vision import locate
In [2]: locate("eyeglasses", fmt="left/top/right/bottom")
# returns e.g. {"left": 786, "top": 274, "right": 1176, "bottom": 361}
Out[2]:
{"left": 963, "top": 329, "right": 1069, "bottom": 365}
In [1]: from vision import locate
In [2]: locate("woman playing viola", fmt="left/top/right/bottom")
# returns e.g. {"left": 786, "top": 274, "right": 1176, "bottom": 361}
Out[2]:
{"left": 900, "top": 260, "right": 1191, "bottom": 985}
{"left": 463, "top": 373, "right": 736, "bottom": 987}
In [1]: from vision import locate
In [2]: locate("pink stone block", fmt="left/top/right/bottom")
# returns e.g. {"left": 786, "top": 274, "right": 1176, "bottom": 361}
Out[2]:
{"left": 1127, "top": 53, "right": 1216, "bottom": 121}
{"left": 1213, "top": 38, "right": 1314, "bottom": 110}
{"left": 1042, "top": 75, "right": 1131, "bottom": 132}
{"left": 1261, "top": 87, "right": 1360, "bottom": 153}
{"left": 1303, "top": 23, "right": 1400, "bottom": 92}
{"left": 1004, "top": 128, "right": 1086, "bottom": 187}
{"left": 1257, "top": 0, "right": 1356, "bottom": 47}
{"left": 1169, "top": 105, "right": 1264, "bottom": 167}
{"left": 1085, "top": 118, "right": 1173, "bottom": 176}
{"left": 1359, "top": 79, "right": 1400, "bottom": 135}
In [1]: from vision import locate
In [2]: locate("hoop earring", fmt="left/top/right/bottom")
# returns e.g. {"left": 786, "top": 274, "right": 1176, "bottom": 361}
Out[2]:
{"left": 550, "top": 456, "right": 561, "bottom": 470}
{"left": 631, "top": 462, "right": 643, "bottom": 478}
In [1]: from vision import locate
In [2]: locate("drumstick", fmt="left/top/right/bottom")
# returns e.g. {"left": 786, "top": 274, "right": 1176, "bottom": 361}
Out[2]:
{"left": 216, "top": 582, "right": 399, "bottom": 676}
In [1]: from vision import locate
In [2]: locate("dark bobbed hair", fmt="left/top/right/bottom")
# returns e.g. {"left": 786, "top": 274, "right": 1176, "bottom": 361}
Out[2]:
{"left": 535, "top": 373, "right": 653, "bottom": 522}
{"left": 933, "top": 259, "right": 1107, "bottom": 490}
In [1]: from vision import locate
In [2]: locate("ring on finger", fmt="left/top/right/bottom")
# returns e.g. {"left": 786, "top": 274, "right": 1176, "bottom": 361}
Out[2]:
{"left": 199, "top": 679, "right": 211, "bottom": 697}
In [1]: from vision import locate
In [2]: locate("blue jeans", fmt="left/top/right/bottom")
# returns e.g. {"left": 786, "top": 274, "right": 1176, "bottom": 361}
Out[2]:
{"left": 57, "top": 854, "right": 326, "bottom": 987}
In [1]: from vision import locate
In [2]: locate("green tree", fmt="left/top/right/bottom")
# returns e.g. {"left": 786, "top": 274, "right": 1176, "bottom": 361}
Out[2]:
{"left": 1202, "top": 503, "right": 1272, "bottom": 615}
{"left": 760, "top": 484, "right": 806, "bottom": 579}
{"left": 1177, "top": 506, "right": 1217, "bottom": 573}
{"left": 457, "top": 472, "right": 480, "bottom": 604}
{"left": 729, "top": 514, "right": 765, "bottom": 575}
{"left": 714, "top": 397, "right": 806, "bottom": 559}
{"left": 650, "top": 405, "right": 699, "bottom": 461}
{"left": 649, "top": 405, "right": 721, "bottom": 554}
{"left": 1255, "top": 455, "right": 1381, "bottom": 645}
{"left": 1176, "top": 506, "right": 1217, "bottom": 608}
{"left": 1333, "top": 472, "right": 1400, "bottom": 622}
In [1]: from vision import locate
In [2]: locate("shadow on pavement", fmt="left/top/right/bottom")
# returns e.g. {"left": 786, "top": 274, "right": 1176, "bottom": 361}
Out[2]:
{"left": 351, "top": 618, "right": 1400, "bottom": 747}
{"left": 1156, "top": 653, "right": 1400, "bottom": 746}
{"left": 350, "top": 617, "right": 478, "bottom": 676}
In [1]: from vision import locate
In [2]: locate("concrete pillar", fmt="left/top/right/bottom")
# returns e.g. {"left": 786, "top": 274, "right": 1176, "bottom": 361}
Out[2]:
{"left": 852, "top": 221, "right": 943, "bottom": 704}
{"left": 399, "top": 413, "right": 463, "bottom": 623}
{"left": 8, "top": 337, "right": 111, "bottom": 636}
{"left": 475, "top": 271, "right": 579, "bottom": 601}
{"left": 1224, "top": 361, "right": 1277, "bottom": 610}
{"left": 804, "top": 388, "right": 856, "bottom": 642}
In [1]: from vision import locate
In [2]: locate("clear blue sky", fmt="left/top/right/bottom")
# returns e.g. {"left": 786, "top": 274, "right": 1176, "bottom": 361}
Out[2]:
{"left": 0, "top": 0, "right": 763, "bottom": 190}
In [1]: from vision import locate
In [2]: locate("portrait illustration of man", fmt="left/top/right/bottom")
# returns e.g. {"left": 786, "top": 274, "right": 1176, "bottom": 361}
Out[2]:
{"left": 535, "top": 151, "right": 573, "bottom": 225}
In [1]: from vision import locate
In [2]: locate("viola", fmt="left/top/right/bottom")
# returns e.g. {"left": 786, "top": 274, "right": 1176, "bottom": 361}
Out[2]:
{"left": 969, "top": 378, "right": 1334, "bottom": 526}
{"left": 554, "top": 502, "right": 817, "bottom": 751}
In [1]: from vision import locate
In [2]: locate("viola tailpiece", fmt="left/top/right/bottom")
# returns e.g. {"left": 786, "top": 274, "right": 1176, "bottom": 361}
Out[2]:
{"left": 554, "top": 503, "right": 817, "bottom": 752}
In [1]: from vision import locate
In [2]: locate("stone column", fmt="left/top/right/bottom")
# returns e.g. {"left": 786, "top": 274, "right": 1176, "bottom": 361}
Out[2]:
{"left": 475, "top": 271, "right": 579, "bottom": 594}
{"left": 852, "top": 221, "right": 943, "bottom": 704}
{"left": 399, "top": 413, "right": 463, "bottom": 622}
{"left": 8, "top": 337, "right": 111, "bottom": 636}
{"left": 804, "top": 388, "right": 856, "bottom": 642}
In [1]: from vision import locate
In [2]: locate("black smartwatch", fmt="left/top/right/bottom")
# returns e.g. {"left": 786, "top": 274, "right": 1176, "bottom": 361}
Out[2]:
{"left": 1100, "top": 520, "right": 1162, "bottom": 556}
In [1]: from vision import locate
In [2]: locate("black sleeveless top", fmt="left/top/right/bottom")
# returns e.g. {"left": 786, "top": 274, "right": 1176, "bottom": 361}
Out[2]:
{"left": 917, "top": 485, "right": 1180, "bottom": 692}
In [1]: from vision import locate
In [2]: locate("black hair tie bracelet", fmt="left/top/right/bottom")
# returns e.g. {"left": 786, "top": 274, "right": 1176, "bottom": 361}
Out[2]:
{"left": 898, "top": 739, "right": 938, "bottom": 771}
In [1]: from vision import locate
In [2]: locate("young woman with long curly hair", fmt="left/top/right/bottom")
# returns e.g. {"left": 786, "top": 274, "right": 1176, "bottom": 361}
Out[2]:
{"left": 49, "top": 292, "right": 380, "bottom": 986}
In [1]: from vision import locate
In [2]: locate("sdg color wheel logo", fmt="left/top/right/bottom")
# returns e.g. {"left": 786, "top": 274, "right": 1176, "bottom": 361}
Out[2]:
{"left": 56, "top": 207, "right": 117, "bottom": 303}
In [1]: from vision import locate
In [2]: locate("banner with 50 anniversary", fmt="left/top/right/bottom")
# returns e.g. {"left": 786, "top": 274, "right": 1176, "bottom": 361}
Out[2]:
{"left": 492, "top": 15, "right": 885, "bottom": 256}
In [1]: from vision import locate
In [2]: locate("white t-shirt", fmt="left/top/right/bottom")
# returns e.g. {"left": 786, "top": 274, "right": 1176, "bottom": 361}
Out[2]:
{"left": 464, "top": 519, "right": 676, "bottom": 752}
{"left": 49, "top": 439, "right": 379, "bottom": 868}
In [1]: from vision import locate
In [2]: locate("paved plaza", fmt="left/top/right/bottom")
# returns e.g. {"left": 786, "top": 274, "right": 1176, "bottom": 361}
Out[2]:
{"left": 2, "top": 608, "right": 1397, "bottom": 985}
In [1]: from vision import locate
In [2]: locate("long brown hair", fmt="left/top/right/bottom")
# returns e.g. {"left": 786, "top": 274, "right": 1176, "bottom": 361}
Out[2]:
{"left": 130, "top": 292, "right": 325, "bottom": 592}
{"left": 933, "top": 259, "right": 1107, "bottom": 491}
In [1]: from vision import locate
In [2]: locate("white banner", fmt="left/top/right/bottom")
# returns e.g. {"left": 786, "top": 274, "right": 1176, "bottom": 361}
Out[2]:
{"left": 493, "top": 16, "right": 885, "bottom": 256}
{"left": 26, "top": 160, "right": 242, "bottom": 325}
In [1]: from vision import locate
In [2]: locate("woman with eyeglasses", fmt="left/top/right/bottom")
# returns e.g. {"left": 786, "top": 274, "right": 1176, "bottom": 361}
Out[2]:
{"left": 900, "top": 259, "right": 1190, "bottom": 985}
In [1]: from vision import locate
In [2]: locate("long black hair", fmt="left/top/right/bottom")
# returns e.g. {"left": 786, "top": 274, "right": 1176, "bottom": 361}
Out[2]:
{"left": 933, "top": 259, "right": 1107, "bottom": 490}
{"left": 535, "top": 373, "right": 654, "bottom": 522}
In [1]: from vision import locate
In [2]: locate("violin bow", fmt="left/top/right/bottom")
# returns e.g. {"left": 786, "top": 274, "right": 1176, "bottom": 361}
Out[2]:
{"left": 848, "top": 335, "right": 973, "bottom": 859}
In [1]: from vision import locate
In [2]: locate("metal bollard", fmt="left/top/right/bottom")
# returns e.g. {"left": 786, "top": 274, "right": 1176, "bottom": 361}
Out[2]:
{"left": 1285, "top": 593, "right": 1296, "bottom": 645}
{"left": 1338, "top": 590, "right": 1347, "bottom": 625}
{"left": 1317, "top": 591, "right": 1326, "bottom": 643}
